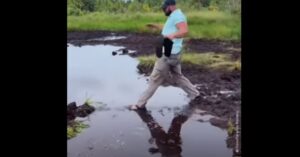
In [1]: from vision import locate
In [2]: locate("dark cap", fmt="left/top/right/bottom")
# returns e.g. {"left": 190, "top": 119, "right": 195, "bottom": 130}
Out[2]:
{"left": 162, "top": 0, "right": 176, "bottom": 10}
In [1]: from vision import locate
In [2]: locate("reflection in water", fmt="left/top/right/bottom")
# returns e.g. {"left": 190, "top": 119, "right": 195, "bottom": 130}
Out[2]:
{"left": 134, "top": 107, "right": 192, "bottom": 157}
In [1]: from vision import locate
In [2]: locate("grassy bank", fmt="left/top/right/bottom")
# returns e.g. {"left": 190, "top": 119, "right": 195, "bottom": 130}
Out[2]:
{"left": 68, "top": 11, "right": 240, "bottom": 40}
{"left": 137, "top": 52, "right": 241, "bottom": 72}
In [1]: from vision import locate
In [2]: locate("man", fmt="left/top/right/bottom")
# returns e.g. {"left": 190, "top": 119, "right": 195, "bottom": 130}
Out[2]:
{"left": 130, "top": 0, "right": 199, "bottom": 110}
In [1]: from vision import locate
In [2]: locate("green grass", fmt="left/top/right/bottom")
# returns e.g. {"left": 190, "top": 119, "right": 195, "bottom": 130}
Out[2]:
{"left": 84, "top": 98, "right": 93, "bottom": 106}
{"left": 67, "top": 121, "right": 89, "bottom": 139}
{"left": 138, "top": 55, "right": 157, "bottom": 68}
{"left": 68, "top": 11, "right": 240, "bottom": 40}
{"left": 227, "top": 118, "right": 236, "bottom": 136}
{"left": 137, "top": 52, "right": 241, "bottom": 71}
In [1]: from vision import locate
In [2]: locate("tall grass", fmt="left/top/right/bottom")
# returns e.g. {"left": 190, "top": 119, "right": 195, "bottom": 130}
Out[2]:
{"left": 68, "top": 11, "right": 240, "bottom": 40}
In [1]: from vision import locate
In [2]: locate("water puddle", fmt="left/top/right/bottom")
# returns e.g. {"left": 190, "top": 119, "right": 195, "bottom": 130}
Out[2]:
{"left": 67, "top": 44, "right": 233, "bottom": 157}
{"left": 87, "top": 36, "right": 127, "bottom": 42}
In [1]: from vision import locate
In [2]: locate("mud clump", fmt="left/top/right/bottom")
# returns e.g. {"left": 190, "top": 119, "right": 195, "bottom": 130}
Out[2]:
{"left": 67, "top": 102, "right": 95, "bottom": 122}
{"left": 76, "top": 103, "right": 96, "bottom": 117}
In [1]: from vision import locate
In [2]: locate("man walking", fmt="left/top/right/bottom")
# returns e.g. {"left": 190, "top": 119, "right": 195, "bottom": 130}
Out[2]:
{"left": 130, "top": 0, "right": 199, "bottom": 110}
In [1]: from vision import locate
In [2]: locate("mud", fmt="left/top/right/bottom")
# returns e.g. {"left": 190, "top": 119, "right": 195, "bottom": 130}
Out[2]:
{"left": 67, "top": 31, "right": 241, "bottom": 59}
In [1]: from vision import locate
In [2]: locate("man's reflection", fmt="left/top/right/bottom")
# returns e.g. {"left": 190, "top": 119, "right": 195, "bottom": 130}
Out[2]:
{"left": 134, "top": 108, "right": 189, "bottom": 157}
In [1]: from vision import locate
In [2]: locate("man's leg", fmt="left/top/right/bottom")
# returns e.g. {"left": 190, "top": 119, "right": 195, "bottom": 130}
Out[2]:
{"left": 170, "top": 62, "right": 199, "bottom": 100}
{"left": 134, "top": 57, "right": 169, "bottom": 108}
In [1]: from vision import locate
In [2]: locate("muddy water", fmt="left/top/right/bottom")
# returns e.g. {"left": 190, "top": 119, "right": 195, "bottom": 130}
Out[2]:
{"left": 67, "top": 44, "right": 233, "bottom": 157}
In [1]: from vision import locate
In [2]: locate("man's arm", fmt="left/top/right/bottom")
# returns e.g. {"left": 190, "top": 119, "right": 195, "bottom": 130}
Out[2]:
{"left": 165, "top": 22, "right": 188, "bottom": 40}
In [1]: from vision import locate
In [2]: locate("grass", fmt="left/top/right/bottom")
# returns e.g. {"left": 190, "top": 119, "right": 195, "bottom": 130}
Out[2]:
{"left": 68, "top": 11, "right": 240, "bottom": 40}
{"left": 84, "top": 98, "right": 93, "bottom": 106}
{"left": 83, "top": 98, "right": 107, "bottom": 109}
{"left": 138, "top": 55, "right": 157, "bottom": 68}
{"left": 67, "top": 121, "right": 89, "bottom": 139}
{"left": 137, "top": 52, "right": 241, "bottom": 72}
{"left": 227, "top": 118, "right": 236, "bottom": 136}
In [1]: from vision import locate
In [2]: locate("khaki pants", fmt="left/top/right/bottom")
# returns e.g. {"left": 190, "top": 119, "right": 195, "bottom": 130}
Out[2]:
{"left": 136, "top": 53, "right": 199, "bottom": 106}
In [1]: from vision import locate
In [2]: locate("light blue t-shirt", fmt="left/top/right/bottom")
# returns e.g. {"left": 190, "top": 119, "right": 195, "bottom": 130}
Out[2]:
{"left": 161, "top": 9, "right": 187, "bottom": 54}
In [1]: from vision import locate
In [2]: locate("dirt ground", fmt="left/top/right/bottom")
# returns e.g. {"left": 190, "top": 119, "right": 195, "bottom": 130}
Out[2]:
{"left": 68, "top": 31, "right": 240, "bottom": 58}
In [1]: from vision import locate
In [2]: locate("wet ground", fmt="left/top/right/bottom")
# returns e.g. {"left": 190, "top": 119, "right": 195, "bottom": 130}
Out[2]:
{"left": 67, "top": 31, "right": 241, "bottom": 59}
{"left": 67, "top": 31, "right": 241, "bottom": 157}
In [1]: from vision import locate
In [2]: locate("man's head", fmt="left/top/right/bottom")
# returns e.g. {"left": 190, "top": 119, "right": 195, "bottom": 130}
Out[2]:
{"left": 162, "top": 0, "right": 176, "bottom": 16}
